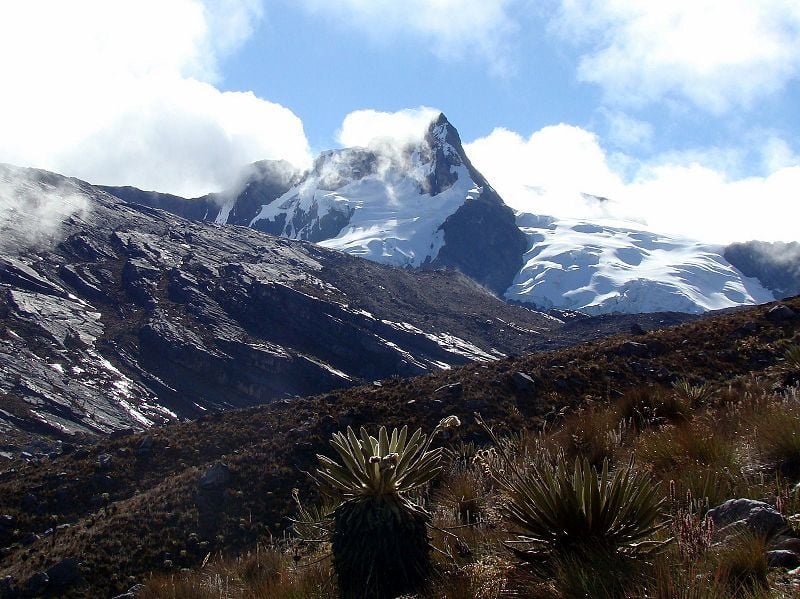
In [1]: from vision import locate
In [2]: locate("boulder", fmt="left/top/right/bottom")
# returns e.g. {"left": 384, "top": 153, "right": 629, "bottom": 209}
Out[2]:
{"left": 198, "top": 463, "right": 230, "bottom": 491}
{"left": 0, "top": 576, "right": 15, "bottom": 598}
{"left": 22, "top": 572, "right": 48, "bottom": 596}
{"left": 96, "top": 453, "right": 113, "bottom": 470}
{"left": 735, "top": 321, "right": 758, "bottom": 335}
{"left": 111, "top": 583, "right": 145, "bottom": 599}
{"left": 707, "top": 498, "right": 786, "bottom": 540}
{"left": 773, "top": 537, "right": 800, "bottom": 554}
{"left": 20, "top": 493, "right": 39, "bottom": 512}
{"left": 630, "top": 322, "right": 646, "bottom": 335}
{"left": 318, "top": 414, "right": 336, "bottom": 434}
{"left": 616, "top": 341, "right": 649, "bottom": 357}
{"left": 767, "top": 549, "right": 800, "bottom": 569}
{"left": 45, "top": 557, "right": 80, "bottom": 589}
{"left": 765, "top": 304, "right": 796, "bottom": 322}
{"left": 434, "top": 382, "right": 463, "bottom": 399}
{"left": 511, "top": 371, "right": 535, "bottom": 393}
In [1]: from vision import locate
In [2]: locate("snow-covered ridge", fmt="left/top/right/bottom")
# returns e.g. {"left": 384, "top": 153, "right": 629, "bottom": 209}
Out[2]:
{"left": 505, "top": 214, "right": 774, "bottom": 314}
{"left": 245, "top": 118, "right": 475, "bottom": 268}
{"left": 102, "top": 114, "right": 782, "bottom": 315}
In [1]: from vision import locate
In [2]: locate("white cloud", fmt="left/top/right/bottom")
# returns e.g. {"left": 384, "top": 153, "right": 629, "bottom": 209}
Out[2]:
{"left": 297, "top": 0, "right": 518, "bottom": 74}
{"left": 337, "top": 107, "right": 442, "bottom": 149}
{"left": 0, "top": 167, "right": 90, "bottom": 253}
{"left": 761, "top": 136, "right": 800, "bottom": 172}
{"left": 466, "top": 125, "right": 800, "bottom": 244}
{"left": 554, "top": 0, "right": 800, "bottom": 112}
{"left": 601, "top": 110, "right": 654, "bottom": 149}
{"left": 0, "top": 0, "right": 311, "bottom": 197}
{"left": 466, "top": 124, "right": 624, "bottom": 200}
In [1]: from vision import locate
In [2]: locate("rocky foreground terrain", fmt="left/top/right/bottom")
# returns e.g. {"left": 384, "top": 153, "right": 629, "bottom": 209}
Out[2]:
{"left": 0, "top": 294, "right": 797, "bottom": 597}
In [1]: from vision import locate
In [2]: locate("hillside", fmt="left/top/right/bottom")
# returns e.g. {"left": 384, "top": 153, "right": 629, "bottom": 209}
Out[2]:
{"left": 0, "top": 296, "right": 797, "bottom": 597}
{"left": 1, "top": 163, "right": 703, "bottom": 458}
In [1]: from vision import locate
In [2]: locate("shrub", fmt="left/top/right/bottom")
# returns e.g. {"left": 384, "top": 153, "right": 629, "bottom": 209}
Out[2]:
{"left": 712, "top": 534, "right": 769, "bottom": 595}
{"left": 435, "top": 462, "right": 489, "bottom": 524}
{"left": 554, "top": 406, "right": 627, "bottom": 467}
{"left": 314, "top": 417, "right": 458, "bottom": 598}
{"left": 784, "top": 345, "right": 800, "bottom": 371}
{"left": 637, "top": 422, "right": 738, "bottom": 475}
{"left": 754, "top": 402, "right": 800, "bottom": 475}
{"left": 667, "top": 466, "right": 741, "bottom": 514}
{"left": 673, "top": 378, "right": 714, "bottom": 407}
{"left": 289, "top": 488, "right": 335, "bottom": 541}
{"left": 494, "top": 454, "right": 669, "bottom": 561}
{"left": 617, "top": 386, "right": 690, "bottom": 429}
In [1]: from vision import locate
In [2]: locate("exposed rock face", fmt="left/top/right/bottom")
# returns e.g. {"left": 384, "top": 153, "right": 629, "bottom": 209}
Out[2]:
{"left": 0, "top": 164, "right": 576, "bottom": 453}
{"left": 431, "top": 189, "right": 526, "bottom": 295}
{"left": 98, "top": 159, "right": 302, "bottom": 228}
{"left": 198, "top": 463, "right": 230, "bottom": 491}
{"left": 765, "top": 303, "right": 797, "bottom": 321}
{"left": 96, "top": 185, "right": 221, "bottom": 222}
{"left": 725, "top": 241, "right": 800, "bottom": 299}
{"left": 0, "top": 164, "right": 702, "bottom": 454}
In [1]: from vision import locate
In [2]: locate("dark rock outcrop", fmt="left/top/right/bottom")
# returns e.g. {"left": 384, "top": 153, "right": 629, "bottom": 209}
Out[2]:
{"left": 707, "top": 498, "right": 786, "bottom": 540}
{"left": 431, "top": 189, "right": 527, "bottom": 295}
{"left": 766, "top": 304, "right": 797, "bottom": 322}
{"left": 198, "top": 463, "right": 231, "bottom": 491}
{"left": 725, "top": 241, "right": 800, "bottom": 299}
{"left": 767, "top": 549, "right": 800, "bottom": 569}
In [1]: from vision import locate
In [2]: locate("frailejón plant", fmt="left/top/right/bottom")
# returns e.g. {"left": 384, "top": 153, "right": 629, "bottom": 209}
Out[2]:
{"left": 499, "top": 455, "right": 669, "bottom": 560}
{"left": 315, "top": 416, "right": 459, "bottom": 598}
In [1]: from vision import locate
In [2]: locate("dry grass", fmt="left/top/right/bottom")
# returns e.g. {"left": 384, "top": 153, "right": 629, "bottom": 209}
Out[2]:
{"left": 551, "top": 405, "right": 630, "bottom": 467}
{"left": 636, "top": 420, "right": 740, "bottom": 476}
{"left": 617, "top": 385, "right": 692, "bottom": 428}
{"left": 753, "top": 394, "right": 800, "bottom": 476}
{"left": 140, "top": 546, "right": 335, "bottom": 599}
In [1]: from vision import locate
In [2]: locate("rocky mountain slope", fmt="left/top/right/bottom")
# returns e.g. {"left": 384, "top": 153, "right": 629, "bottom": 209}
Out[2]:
{"left": 1, "top": 164, "right": 692, "bottom": 457}
{"left": 0, "top": 295, "right": 796, "bottom": 597}
{"left": 725, "top": 240, "right": 800, "bottom": 299}
{"left": 102, "top": 114, "right": 785, "bottom": 315}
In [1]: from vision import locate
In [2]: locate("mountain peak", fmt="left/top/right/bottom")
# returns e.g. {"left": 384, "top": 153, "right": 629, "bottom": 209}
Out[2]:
{"left": 422, "top": 113, "right": 490, "bottom": 194}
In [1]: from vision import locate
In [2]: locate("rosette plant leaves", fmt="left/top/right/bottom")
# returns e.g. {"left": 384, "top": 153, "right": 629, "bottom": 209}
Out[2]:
{"left": 316, "top": 416, "right": 459, "bottom": 598}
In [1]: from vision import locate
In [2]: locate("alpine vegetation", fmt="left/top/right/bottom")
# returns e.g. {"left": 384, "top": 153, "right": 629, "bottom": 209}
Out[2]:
{"left": 478, "top": 415, "right": 669, "bottom": 564}
{"left": 315, "top": 416, "right": 460, "bottom": 598}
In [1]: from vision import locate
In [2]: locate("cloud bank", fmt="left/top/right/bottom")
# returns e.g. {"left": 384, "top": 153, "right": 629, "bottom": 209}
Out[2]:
{"left": 0, "top": 0, "right": 311, "bottom": 197}
{"left": 337, "top": 107, "right": 442, "bottom": 149}
{"left": 0, "top": 167, "right": 90, "bottom": 253}
{"left": 553, "top": 0, "right": 800, "bottom": 112}
{"left": 466, "top": 125, "right": 800, "bottom": 244}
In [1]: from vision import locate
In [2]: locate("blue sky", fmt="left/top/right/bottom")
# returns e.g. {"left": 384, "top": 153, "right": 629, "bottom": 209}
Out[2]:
{"left": 1, "top": 0, "right": 799, "bottom": 242}
{"left": 222, "top": 1, "right": 800, "bottom": 171}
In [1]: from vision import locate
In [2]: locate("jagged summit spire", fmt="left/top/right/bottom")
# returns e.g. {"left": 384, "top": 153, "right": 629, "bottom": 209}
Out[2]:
{"left": 423, "top": 112, "right": 490, "bottom": 192}
{"left": 432, "top": 111, "right": 449, "bottom": 126}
